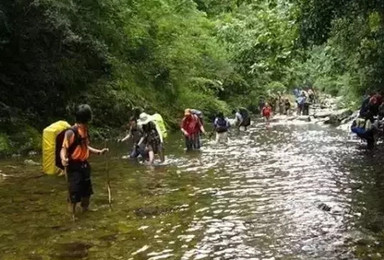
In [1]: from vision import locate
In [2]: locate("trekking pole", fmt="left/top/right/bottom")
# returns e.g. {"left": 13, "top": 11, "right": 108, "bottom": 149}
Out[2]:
{"left": 64, "top": 167, "right": 76, "bottom": 221}
{"left": 104, "top": 139, "right": 112, "bottom": 208}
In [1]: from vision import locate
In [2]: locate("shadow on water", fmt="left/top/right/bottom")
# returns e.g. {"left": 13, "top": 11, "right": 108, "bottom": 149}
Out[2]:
{"left": 2, "top": 118, "right": 384, "bottom": 259}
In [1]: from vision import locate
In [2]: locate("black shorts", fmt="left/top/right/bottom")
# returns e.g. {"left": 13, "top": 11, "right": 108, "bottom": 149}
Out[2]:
{"left": 67, "top": 161, "right": 93, "bottom": 203}
{"left": 240, "top": 117, "right": 251, "bottom": 127}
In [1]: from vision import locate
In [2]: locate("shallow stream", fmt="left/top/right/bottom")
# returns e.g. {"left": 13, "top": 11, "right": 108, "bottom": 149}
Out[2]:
{"left": 1, "top": 118, "right": 384, "bottom": 259}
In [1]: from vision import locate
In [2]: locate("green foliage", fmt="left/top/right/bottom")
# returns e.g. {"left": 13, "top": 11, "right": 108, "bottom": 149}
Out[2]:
{"left": 296, "top": 0, "right": 384, "bottom": 103}
{"left": 0, "top": 133, "right": 11, "bottom": 156}
{"left": 3, "top": 0, "right": 383, "bottom": 152}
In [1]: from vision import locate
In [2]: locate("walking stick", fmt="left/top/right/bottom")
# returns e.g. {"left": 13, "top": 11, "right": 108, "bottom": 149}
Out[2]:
{"left": 104, "top": 140, "right": 112, "bottom": 208}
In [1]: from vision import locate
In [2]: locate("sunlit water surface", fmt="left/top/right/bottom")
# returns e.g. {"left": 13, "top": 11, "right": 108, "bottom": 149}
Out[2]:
{"left": 1, "top": 118, "right": 384, "bottom": 259}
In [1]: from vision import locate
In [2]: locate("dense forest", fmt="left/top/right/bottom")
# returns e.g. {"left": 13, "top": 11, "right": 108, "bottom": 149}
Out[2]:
{"left": 1, "top": 0, "right": 384, "bottom": 154}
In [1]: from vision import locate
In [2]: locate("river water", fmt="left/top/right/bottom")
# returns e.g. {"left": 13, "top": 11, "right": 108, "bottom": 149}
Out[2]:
{"left": 1, "top": 118, "right": 384, "bottom": 259}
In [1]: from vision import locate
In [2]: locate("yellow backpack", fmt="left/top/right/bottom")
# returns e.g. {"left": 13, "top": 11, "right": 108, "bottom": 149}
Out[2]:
{"left": 42, "top": 121, "right": 71, "bottom": 175}
{"left": 151, "top": 113, "right": 167, "bottom": 139}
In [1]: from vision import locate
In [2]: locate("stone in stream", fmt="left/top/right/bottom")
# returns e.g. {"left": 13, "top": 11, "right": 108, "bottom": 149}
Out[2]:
{"left": 134, "top": 206, "right": 171, "bottom": 217}
{"left": 296, "top": 116, "right": 311, "bottom": 122}
{"left": 24, "top": 159, "right": 40, "bottom": 166}
{"left": 54, "top": 242, "right": 93, "bottom": 259}
{"left": 28, "top": 151, "right": 37, "bottom": 156}
{"left": 324, "top": 109, "right": 353, "bottom": 125}
{"left": 318, "top": 203, "right": 331, "bottom": 212}
{"left": 314, "top": 111, "right": 333, "bottom": 118}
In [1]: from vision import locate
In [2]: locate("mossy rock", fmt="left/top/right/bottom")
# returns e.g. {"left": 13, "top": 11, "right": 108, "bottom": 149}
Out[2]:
{"left": 10, "top": 125, "right": 41, "bottom": 154}
{"left": 0, "top": 133, "right": 11, "bottom": 155}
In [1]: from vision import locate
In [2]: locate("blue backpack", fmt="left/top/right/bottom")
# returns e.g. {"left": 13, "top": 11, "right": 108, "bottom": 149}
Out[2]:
{"left": 215, "top": 117, "right": 229, "bottom": 133}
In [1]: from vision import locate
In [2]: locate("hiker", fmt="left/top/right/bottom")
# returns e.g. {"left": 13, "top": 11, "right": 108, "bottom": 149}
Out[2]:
{"left": 360, "top": 92, "right": 383, "bottom": 122}
{"left": 118, "top": 117, "right": 144, "bottom": 158}
{"left": 262, "top": 103, "right": 272, "bottom": 122}
{"left": 190, "top": 109, "right": 204, "bottom": 147}
{"left": 60, "top": 104, "right": 109, "bottom": 216}
{"left": 258, "top": 98, "right": 266, "bottom": 114}
{"left": 296, "top": 92, "right": 306, "bottom": 115}
{"left": 137, "top": 112, "right": 164, "bottom": 164}
{"left": 181, "top": 108, "right": 206, "bottom": 151}
{"left": 351, "top": 117, "right": 375, "bottom": 149}
{"left": 213, "top": 112, "right": 230, "bottom": 143}
{"left": 284, "top": 99, "right": 291, "bottom": 116}
{"left": 233, "top": 108, "right": 251, "bottom": 130}
{"left": 293, "top": 88, "right": 300, "bottom": 98}
{"left": 308, "top": 88, "right": 315, "bottom": 103}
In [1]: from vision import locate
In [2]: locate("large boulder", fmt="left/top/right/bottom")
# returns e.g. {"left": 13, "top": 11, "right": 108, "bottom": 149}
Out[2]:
{"left": 324, "top": 109, "right": 353, "bottom": 125}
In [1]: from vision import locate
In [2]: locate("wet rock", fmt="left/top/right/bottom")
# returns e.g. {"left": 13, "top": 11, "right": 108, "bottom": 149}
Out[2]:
{"left": 325, "top": 109, "right": 353, "bottom": 125}
{"left": 50, "top": 225, "right": 71, "bottom": 232}
{"left": 318, "top": 203, "right": 331, "bottom": 212}
{"left": 24, "top": 159, "right": 40, "bottom": 166}
{"left": 341, "top": 110, "right": 359, "bottom": 125}
{"left": 345, "top": 230, "right": 376, "bottom": 246}
{"left": 314, "top": 111, "right": 333, "bottom": 118}
{"left": 28, "top": 150, "right": 37, "bottom": 156}
{"left": 99, "top": 233, "right": 118, "bottom": 242}
{"left": 54, "top": 242, "right": 92, "bottom": 259}
{"left": 134, "top": 206, "right": 170, "bottom": 217}
{"left": 296, "top": 116, "right": 311, "bottom": 122}
{"left": 350, "top": 183, "right": 363, "bottom": 190}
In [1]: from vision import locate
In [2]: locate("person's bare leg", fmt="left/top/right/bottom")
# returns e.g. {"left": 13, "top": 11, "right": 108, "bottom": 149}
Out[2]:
{"left": 148, "top": 151, "right": 155, "bottom": 164}
{"left": 67, "top": 201, "right": 77, "bottom": 221}
{"left": 159, "top": 148, "right": 165, "bottom": 162}
{"left": 81, "top": 197, "right": 90, "bottom": 212}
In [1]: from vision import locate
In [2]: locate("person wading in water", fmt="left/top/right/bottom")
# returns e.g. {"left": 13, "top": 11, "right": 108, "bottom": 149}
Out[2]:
{"left": 181, "top": 108, "right": 206, "bottom": 151}
{"left": 60, "top": 104, "right": 109, "bottom": 219}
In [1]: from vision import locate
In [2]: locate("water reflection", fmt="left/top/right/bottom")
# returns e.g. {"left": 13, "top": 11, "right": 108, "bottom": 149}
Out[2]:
{"left": 1, "top": 118, "right": 384, "bottom": 259}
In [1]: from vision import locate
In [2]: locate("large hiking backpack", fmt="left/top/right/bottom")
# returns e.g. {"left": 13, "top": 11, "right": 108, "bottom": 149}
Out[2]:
{"left": 351, "top": 118, "right": 372, "bottom": 135}
{"left": 42, "top": 121, "right": 70, "bottom": 175}
{"left": 151, "top": 113, "right": 167, "bottom": 139}
{"left": 215, "top": 117, "right": 229, "bottom": 133}
{"left": 43, "top": 121, "right": 84, "bottom": 174}
{"left": 239, "top": 108, "right": 251, "bottom": 127}
{"left": 191, "top": 109, "right": 204, "bottom": 124}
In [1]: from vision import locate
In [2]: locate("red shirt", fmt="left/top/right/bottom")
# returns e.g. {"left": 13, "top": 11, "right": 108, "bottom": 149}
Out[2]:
{"left": 181, "top": 115, "right": 202, "bottom": 135}
{"left": 262, "top": 106, "right": 272, "bottom": 117}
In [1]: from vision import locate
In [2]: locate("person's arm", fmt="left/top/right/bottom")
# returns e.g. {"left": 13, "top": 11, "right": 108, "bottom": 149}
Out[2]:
{"left": 238, "top": 113, "right": 243, "bottom": 125}
{"left": 60, "top": 130, "right": 74, "bottom": 167}
{"left": 120, "top": 132, "right": 131, "bottom": 142}
{"left": 180, "top": 118, "right": 189, "bottom": 136}
{"left": 198, "top": 118, "right": 206, "bottom": 134}
{"left": 88, "top": 145, "right": 109, "bottom": 155}
{"left": 155, "top": 124, "right": 163, "bottom": 143}
{"left": 213, "top": 118, "right": 218, "bottom": 130}
{"left": 137, "top": 136, "right": 145, "bottom": 146}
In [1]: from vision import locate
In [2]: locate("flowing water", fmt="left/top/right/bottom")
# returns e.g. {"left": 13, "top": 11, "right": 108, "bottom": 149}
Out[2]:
{"left": 1, "top": 118, "right": 384, "bottom": 260}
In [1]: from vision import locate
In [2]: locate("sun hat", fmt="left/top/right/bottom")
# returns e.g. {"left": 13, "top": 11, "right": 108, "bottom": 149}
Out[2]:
{"left": 137, "top": 112, "right": 153, "bottom": 125}
{"left": 184, "top": 108, "right": 191, "bottom": 116}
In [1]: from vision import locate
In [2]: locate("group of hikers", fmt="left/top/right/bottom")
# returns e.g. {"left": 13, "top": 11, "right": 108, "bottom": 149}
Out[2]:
{"left": 54, "top": 86, "right": 320, "bottom": 219}
{"left": 257, "top": 87, "right": 317, "bottom": 122}
{"left": 54, "top": 88, "right": 384, "bottom": 219}
{"left": 118, "top": 108, "right": 252, "bottom": 159}
{"left": 351, "top": 92, "right": 384, "bottom": 149}
{"left": 293, "top": 87, "right": 316, "bottom": 116}
{"left": 57, "top": 104, "right": 252, "bottom": 218}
